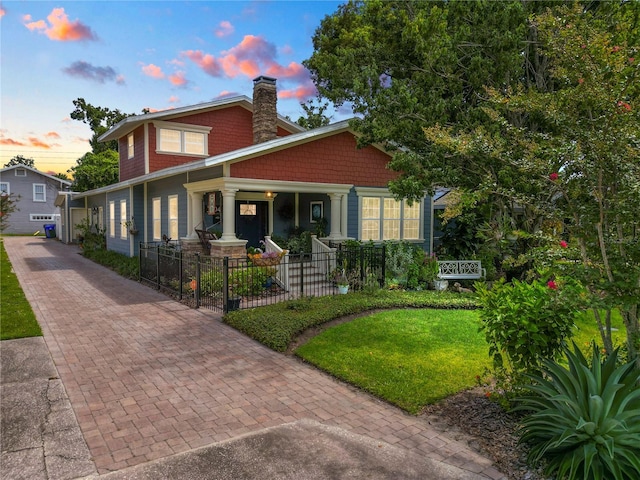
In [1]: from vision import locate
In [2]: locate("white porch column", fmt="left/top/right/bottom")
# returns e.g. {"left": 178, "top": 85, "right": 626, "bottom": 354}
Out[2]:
{"left": 221, "top": 188, "right": 238, "bottom": 240}
{"left": 328, "top": 193, "right": 343, "bottom": 239}
{"left": 187, "top": 191, "right": 202, "bottom": 239}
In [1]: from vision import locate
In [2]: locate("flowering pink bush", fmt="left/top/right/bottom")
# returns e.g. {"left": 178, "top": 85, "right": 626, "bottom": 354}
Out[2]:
{"left": 549, "top": 172, "right": 559, "bottom": 181}
{"left": 560, "top": 240, "right": 568, "bottom": 248}
{"left": 547, "top": 280, "right": 558, "bottom": 290}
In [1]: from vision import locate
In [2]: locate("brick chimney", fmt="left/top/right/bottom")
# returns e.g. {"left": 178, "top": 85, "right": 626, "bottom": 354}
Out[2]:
{"left": 252, "top": 76, "right": 278, "bottom": 144}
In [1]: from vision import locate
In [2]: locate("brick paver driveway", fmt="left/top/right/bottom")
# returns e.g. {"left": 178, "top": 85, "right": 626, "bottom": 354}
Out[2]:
{"left": 4, "top": 237, "right": 503, "bottom": 478}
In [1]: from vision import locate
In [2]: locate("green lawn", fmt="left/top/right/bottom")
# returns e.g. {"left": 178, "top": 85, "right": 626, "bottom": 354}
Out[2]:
{"left": 295, "top": 309, "right": 490, "bottom": 414}
{"left": 0, "top": 238, "right": 42, "bottom": 339}
{"left": 294, "top": 307, "right": 626, "bottom": 415}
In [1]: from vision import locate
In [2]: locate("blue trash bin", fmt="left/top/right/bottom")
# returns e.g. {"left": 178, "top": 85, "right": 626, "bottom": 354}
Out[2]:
{"left": 44, "top": 224, "right": 56, "bottom": 238}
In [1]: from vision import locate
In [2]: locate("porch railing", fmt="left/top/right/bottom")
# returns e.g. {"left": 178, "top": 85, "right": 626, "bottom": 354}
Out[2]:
{"left": 139, "top": 240, "right": 386, "bottom": 314}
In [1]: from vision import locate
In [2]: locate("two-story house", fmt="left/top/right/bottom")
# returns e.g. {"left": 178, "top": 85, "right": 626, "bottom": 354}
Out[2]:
{"left": 57, "top": 76, "right": 434, "bottom": 257}
{"left": 0, "top": 164, "right": 71, "bottom": 235}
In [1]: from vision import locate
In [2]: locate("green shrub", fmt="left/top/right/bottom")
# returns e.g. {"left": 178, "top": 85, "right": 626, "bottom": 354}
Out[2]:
{"left": 200, "top": 268, "right": 223, "bottom": 296}
{"left": 515, "top": 343, "right": 640, "bottom": 480}
{"left": 82, "top": 249, "right": 138, "bottom": 279}
{"left": 476, "top": 277, "right": 583, "bottom": 374}
{"left": 223, "top": 290, "right": 479, "bottom": 352}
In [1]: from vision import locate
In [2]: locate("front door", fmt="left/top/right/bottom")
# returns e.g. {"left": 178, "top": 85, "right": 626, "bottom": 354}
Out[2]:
{"left": 236, "top": 201, "right": 267, "bottom": 248}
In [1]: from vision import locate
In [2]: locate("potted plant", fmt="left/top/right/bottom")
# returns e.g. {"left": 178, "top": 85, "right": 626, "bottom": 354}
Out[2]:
{"left": 330, "top": 261, "right": 350, "bottom": 294}
{"left": 123, "top": 217, "right": 138, "bottom": 235}
{"left": 423, "top": 252, "right": 447, "bottom": 291}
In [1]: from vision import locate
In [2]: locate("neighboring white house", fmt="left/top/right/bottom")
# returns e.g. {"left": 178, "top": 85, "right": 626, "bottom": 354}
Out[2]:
{"left": 0, "top": 164, "right": 72, "bottom": 234}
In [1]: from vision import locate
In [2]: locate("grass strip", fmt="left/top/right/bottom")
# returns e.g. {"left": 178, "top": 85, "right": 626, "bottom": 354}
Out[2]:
{"left": 1, "top": 238, "right": 42, "bottom": 339}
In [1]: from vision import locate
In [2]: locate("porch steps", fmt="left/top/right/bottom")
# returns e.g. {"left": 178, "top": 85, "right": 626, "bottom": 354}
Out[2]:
{"left": 287, "top": 261, "right": 334, "bottom": 291}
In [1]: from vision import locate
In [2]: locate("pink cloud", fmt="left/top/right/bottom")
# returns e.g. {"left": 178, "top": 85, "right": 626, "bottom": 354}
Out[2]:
{"left": 24, "top": 8, "right": 97, "bottom": 42}
{"left": 215, "top": 20, "right": 234, "bottom": 38}
{"left": 0, "top": 138, "right": 26, "bottom": 146}
{"left": 168, "top": 96, "right": 180, "bottom": 103}
{"left": 1, "top": 6, "right": 6, "bottom": 18}
{"left": 182, "top": 50, "right": 224, "bottom": 77}
{"left": 28, "top": 137, "right": 53, "bottom": 149}
{"left": 279, "top": 82, "right": 318, "bottom": 101}
{"left": 266, "top": 61, "right": 309, "bottom": 82}
{"left": 45, "top": 132, "right": 61, "bottom": 139}
{"left": 168, "top": 71, "right": 188, "bottom": 86}
{"left": 142, "top": 63, "right": 165, "bottom": 79}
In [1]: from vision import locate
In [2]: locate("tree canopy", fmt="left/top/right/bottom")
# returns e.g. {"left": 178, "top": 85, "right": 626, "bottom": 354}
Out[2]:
{"left": 306, "top": 0, "right": 640, "bottom": 364}
{"left": 68, "top": 99, "right": 137, "bottom": 190}
{"left": 4, "top": 155, "right": 35, "bottom": 168}
{"left": 68, "top": 150, "right": 119, "bottom": 192}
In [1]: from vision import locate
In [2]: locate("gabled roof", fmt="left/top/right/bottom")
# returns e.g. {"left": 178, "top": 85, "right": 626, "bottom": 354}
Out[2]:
{"left": 98, "top": 95, "right": 305, "bottom": 142}
{"left": 73, "top": 118, "right": 382, "bottom": 198}
{"left": 0, "top": 164, "right": 72, "bottom": 187}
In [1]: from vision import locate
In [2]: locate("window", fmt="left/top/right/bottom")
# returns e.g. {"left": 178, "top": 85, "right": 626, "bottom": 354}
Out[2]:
{"left": 15, "top": 168, "right": 26, "bottom": 177}
{"left": 168, "top": 195, "right": 178, "bottom": 240}
{"left": 154, "top": 121, "right": 210, "bottom": 156}
{"left": 109, "top": 201, "right": 115, "bottom": 238}
{"left": 358, "top": 192, "right": 423, "bottom": 241}
{"left": 361, "top": 197, "right": 381, "bottom": 241}
{"left": 0, "top": 182, "right": 9, "bottom": 195}
{"left": 120, "top": 200, "right": 127, "bottom": 239}
{"left": 402, "top": 200, "right": 421, "bottom": 240}
{"left": 30, "top": 214, "right": 55, "bottom": 221}
{"left": 127, "top": 133, "right": 134, "bottom": 158}
{"left": 33, "top": 184, "right": 46, "bottom": 202}
{"left": 152, "top": 197, "right": 161, "bottom": 241}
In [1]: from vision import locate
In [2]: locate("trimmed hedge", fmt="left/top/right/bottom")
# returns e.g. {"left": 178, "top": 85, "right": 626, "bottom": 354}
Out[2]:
{"left": 222, "top": 290, "right": 479, "bottom": 352}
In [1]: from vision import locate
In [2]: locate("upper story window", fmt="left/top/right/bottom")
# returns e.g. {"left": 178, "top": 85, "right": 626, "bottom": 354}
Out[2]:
{"left": 0, "top": 182, "right": 9, "bottom": 195}
{"left": 127, "top": 133, "right": 134, "bottom": 158}
{"left": 154, "top": 121, "right": 211, "bottom": 156}
{"left": 15, "top": 168, "right": 26, "bottom": 177}
{"left": 33, "top": 184, "right": 46, "bottom": 202}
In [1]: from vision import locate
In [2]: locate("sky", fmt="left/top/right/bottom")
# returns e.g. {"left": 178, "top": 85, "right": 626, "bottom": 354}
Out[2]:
{"left": 0, "top": 0, "right": 344, "bottom": 176}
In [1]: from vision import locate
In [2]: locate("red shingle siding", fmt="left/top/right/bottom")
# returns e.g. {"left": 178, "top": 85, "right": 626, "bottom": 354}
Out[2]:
{"left": 144, "top": 106, "right": 294, "bottom": 174}
{"left": 230, "top": 132, "right": 395, "bottom": 186}
{"left": 119, "top": 125, "right": 146, "bottom": 181}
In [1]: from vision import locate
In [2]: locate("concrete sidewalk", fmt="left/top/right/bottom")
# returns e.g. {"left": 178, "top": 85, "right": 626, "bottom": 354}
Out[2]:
{"left": 1, "top": 237, "right": 506, "bottom": 479}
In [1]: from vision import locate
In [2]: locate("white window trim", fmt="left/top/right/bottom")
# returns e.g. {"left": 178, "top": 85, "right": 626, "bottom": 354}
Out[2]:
{"left": 0, "top": 182, "right": 9, "bottom": 195}
{"left": 355, "top": 187, "right": 424, "bottom": 242}
{"left": 33, "top": 183, "right": 46, "bottom": 202}
{"left": 168, "top": 195, "right": 179, "bottom": 240}
{"left": 153, "top": 121, "right": 211, "bottom": 156}
{"left": 109, "top": 201, "right": 115, "bottom": 238}
{"left": 127, "top": 132, "right": 134, "bottom": 159}
{"left": 15, "top": 168, "right": 26, "bottom": 177}
{"left": 152, "top": 197, "right": 161, "bottom": 241}
{"left": 120, "top": 200, "right": 127, "bottom": 239}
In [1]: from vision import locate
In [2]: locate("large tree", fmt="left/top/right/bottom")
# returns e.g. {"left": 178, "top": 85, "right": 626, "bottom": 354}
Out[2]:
{"left": 423, "top": 4, "right": 640, "bottom": 365}
{"left": 70, "top": 98, "right": 133, "bottom": 153}
{"left": 68, "top": 99, "right": 136, "bottom": 190}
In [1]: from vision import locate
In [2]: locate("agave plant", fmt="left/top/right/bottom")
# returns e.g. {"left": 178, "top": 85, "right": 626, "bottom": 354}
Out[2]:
{"left": 515, "top": 343, "right": 640, "bottom": 480}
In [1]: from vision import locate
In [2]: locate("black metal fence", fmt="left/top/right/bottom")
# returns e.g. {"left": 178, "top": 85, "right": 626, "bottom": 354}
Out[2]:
{"left": 139, "top": 241, "right": 386, "bottom": 313}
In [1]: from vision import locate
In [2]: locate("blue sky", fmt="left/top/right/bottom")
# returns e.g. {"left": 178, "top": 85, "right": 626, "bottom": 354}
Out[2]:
{"left": 0, "top": 1, "right": 343, "bottom": 175}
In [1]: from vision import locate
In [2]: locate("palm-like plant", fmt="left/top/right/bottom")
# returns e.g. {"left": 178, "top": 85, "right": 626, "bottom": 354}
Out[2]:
{"left": 515, "top": 343, "right": 640, "bottom": 480}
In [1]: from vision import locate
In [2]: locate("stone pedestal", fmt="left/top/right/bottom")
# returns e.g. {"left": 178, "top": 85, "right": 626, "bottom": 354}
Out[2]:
{"left": 209, "top": 239, "right": 248, "bottom": 259}
{"left": 181, "top": 238, "right": 207, "bottom": 255}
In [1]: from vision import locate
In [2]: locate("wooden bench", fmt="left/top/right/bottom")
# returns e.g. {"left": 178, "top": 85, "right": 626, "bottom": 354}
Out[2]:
{"left": 437, "top": 260, "right": 485, "bottom": 280}
{"left": 195, "top": 229, "right": 217, "bottom": 251}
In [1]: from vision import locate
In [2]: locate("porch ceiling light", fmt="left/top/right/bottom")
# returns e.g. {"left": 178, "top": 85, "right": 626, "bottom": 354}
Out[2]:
{"left": 264, "top": 191, "right": 274, "bottom": 199}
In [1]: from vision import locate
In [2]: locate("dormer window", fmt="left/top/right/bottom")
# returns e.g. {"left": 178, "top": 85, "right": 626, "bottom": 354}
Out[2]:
{"left": 154, "top": 121, "right": 211, "bottom": 156}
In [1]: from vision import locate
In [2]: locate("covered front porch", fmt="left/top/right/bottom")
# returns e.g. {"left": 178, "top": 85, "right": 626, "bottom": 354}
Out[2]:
{"left": 183, "top": 177, "right": 353, "bottom": 258}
